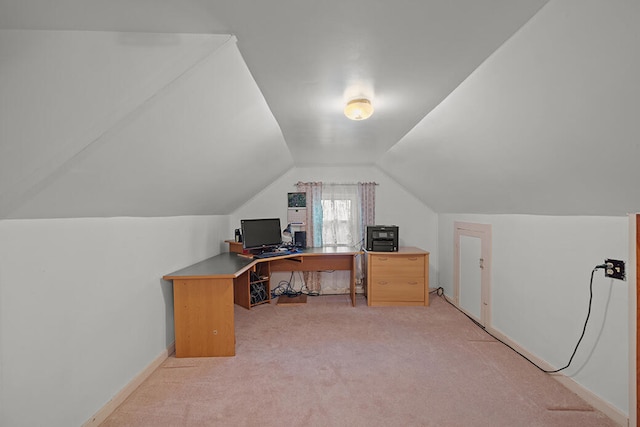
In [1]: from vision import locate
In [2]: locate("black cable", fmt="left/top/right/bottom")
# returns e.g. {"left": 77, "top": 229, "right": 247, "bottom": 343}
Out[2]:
{"left": 271, "top": 272, "right": 298, "bottom": 297}
{"left": 542, "top": 266, "right": 599, "bottom": 373}
{"left": 436, "top": 263, "right": 605, "bottom": 374}
{"left": 271, "top": 271, "right": 322, "bottom": 297}
{"left": 297, "top": 271, "right": 320, "bottom": 296}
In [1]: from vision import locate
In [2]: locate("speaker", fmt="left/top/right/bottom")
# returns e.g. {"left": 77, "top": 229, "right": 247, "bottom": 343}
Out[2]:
{"left": 294, "top": 231, "right": 306, "bottom": 248}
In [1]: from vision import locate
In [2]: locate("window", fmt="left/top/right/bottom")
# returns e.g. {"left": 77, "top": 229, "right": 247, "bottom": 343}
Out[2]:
{"left": 295, "top": 181, "right": 376, "bottom": 292}
{"left": 321, "top": 185, "right": 361, "bottom": 247}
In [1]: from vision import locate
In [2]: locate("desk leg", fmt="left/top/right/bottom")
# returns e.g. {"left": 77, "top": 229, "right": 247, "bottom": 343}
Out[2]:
{"left": 351, "top": 255, "right": 356, "bottom": 307}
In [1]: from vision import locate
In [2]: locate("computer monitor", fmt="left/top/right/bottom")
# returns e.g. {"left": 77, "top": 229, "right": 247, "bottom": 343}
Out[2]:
{"left": 241, "top": 218, "right": 282, "bottom": 251}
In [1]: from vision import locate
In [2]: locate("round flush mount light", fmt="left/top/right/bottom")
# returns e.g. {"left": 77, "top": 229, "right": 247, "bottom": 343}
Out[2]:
{"left": 344, "top": 98, "right": 374, "bottom": 121}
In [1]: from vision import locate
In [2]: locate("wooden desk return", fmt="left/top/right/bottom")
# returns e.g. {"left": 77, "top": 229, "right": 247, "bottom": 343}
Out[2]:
{"left": 162, "top": 247, "right": 359, "bottom": 357}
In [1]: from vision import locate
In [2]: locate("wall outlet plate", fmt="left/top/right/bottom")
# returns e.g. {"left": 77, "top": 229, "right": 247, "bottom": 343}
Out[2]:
{"left": 604, "top": 258, "right": 626, "bottom": 280}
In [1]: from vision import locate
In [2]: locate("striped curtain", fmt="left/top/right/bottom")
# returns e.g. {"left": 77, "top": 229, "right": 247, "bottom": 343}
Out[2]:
{"left": 296, "top": 181, "right": 323, "bottom": 247}
{"left": 296, "top": 181, "right": 323, "bottom": 294}
{"left": 358, "top": 182, "right": 376, "bottom": 246}
{"left": 357, "top": 182, "right": 376, "bottom": 283}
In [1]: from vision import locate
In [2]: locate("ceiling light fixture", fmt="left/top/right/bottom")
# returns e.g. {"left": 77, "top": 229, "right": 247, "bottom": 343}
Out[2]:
{"left": 344, "top": 98, "right": 374, "bottom": 121}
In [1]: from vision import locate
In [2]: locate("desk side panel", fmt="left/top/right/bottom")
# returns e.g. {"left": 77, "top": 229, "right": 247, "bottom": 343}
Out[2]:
{"left": 234, "top": 270, "right": 251, "bottom": 310}
{"left": 424, "top": 253, "right": 430, "bottom": 306}
{"left": 173, "top": 278, "right": 235, "bottom": 357}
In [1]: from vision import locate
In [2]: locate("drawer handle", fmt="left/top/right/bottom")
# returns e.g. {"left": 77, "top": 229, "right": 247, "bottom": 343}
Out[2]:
{"left": 378, "top": 281, "right": 389, "bottom": 285}
{"left": 407, "top": 281, "right": 419, "bottom": 286}
{"left": 408, "top": 257, "right": 418, "bottom": 261}
{"left": 378, "top": 257, "right": 388, "bottom": 261}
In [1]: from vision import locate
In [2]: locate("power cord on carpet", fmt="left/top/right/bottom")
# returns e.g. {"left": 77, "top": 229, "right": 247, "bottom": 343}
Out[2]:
{"left": 271, "top": 271, "right": 319, "bottom": 298}
{"left": 431, "top": 263, "right": 606, "bottom": 374}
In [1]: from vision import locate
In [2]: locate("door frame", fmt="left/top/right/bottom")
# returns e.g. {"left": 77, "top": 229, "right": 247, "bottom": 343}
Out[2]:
{"left": 630, "top": 214, "right": 638, "bottom": 427}
{"left": 454, "top": 221, "right": 492, "bottom": 327}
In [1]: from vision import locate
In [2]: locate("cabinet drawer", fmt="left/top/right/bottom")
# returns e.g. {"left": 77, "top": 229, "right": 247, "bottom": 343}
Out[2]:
{"left": 370, "top": 255, "right": 425, "bottom": 277}
{"left": 370, "top": 277, "right": 424, "bottom": 301}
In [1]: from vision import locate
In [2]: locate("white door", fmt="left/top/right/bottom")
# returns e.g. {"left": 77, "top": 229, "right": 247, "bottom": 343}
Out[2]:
{"left": 459, "top": 235, "right": 482, "bottom": 323}
{"left": 454, "top": 222, "right": 491, "bottom": 328}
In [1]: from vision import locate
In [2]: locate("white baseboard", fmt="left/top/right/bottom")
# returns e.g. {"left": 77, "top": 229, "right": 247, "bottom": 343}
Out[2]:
{"left": 487, "top": 327, "right": 628, "bottom": 427}
{"left": 82, "top": 342, "right": 175, "bottom": 427}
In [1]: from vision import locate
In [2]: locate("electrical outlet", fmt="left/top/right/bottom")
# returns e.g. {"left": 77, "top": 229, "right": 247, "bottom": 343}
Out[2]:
{"left": 604, "top": 259, "right": 626, "bottom": 280}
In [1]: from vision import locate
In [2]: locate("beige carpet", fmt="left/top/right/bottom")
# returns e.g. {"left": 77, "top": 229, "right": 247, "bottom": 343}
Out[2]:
{"left": 100, "top": 294, "right": 619, "bottom": 426}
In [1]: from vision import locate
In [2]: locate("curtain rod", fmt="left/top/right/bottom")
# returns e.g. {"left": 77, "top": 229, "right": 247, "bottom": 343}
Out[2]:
{"left": 295, "top": 181, "right": 378, "bottom": 186}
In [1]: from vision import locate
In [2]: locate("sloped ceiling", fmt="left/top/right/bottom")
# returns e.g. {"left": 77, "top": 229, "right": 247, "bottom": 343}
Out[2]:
{"left": 0, "top": 31, "right": 292, "bottom": 218}
{"left": 379, "top": 0, "right": 640, "bottom": 215}
{"left": 0, "top": 0, "right": 637, "bottom": 218}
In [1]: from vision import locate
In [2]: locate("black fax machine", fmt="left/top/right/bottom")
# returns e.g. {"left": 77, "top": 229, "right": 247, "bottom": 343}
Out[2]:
{"left": 365, "top": 225, "right": 398, "bottom": 252}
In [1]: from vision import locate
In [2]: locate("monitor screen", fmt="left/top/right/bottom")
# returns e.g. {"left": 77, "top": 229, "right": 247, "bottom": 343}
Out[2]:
{"left": 241, "top": 218, "right": 282, "bottom": 250}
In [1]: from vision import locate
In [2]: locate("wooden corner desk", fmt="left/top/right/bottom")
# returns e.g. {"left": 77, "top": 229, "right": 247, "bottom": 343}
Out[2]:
{"left": 162, "top": 247, "right": 360, "bottom": 357}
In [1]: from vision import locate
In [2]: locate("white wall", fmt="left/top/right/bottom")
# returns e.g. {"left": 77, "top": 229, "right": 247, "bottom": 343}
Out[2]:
{"left": 230, "top": 165, "right": 440, "bottom": 286}
{"left": 439, "top": 213, "right": 629, "bottom": 416}
{"left": 0, "top": 191, "right": 628, "bottom": 425}
{"left": 0, "top": 215, "right": 229, "bottom": 426}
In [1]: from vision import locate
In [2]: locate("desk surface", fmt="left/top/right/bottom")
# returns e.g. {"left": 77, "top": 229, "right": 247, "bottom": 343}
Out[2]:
{"left": 163, "top": 247, "right": 361, "bottom": 280}
{"left": 163, "top": 253, "right": 254, "bottom": 280}
{"left": 366, "top": 246, "right": 429, "bottom": 255}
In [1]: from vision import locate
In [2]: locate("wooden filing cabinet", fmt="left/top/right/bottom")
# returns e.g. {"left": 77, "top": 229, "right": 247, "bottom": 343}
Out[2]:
{"left": 365, "top": 247, "right": 429, "bottom": 306}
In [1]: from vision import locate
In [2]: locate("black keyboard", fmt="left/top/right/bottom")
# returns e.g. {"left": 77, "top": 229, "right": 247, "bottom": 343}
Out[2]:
{"left": 253, "top": 251, "right": 292, "bottom": 259}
